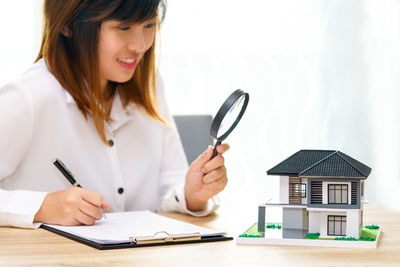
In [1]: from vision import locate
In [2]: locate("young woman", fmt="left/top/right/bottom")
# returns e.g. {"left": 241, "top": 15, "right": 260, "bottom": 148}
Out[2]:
{"left": 0, "top": 0, "right": 229, "bottom": 228}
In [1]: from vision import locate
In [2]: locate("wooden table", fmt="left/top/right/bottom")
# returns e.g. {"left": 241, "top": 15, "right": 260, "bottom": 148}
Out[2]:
{"left": 0, "top": 205, "right": 399, "bottom": 266}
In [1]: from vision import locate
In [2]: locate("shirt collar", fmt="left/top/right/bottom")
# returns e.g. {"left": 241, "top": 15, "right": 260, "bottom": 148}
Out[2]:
{"left": 63, "top": 89, "right": 136, "bottom": 132}
{"left": 107, "top": 94, "right": 137, "bottom": 132}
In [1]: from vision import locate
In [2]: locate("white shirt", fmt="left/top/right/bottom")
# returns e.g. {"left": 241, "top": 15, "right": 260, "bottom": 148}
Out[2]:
{"left": 0, "top": 60, "right": 218, "bottom": 228}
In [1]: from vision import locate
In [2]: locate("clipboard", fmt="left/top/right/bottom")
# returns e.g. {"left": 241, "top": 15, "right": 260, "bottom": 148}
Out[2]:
{"left": 40, "top": 211, "right": 233, "bottom": 250}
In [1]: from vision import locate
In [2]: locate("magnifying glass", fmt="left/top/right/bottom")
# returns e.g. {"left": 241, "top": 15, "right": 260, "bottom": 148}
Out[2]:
{"left": 210, "top": 89, "right": 250, "bottom": 158}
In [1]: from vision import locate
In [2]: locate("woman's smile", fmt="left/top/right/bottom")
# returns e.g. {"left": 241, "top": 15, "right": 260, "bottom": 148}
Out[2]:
{"left": 117, "top": 56, "right": 138, "bottom": 70}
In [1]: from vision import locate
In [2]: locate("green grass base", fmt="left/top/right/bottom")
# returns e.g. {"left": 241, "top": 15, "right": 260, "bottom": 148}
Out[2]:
{"left": 240, "top": 223, "right": 380, "bottom": 241}
{"left": 239, "top": 222, "right": 282, "bottom": 238}
{"left": 360, "top": 225, "right": 379, "bottom": 241}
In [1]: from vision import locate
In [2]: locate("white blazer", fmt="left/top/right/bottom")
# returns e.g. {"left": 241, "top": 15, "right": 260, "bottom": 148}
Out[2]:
{"left": 0, "top": 60, "right": 218, "bottom": 228}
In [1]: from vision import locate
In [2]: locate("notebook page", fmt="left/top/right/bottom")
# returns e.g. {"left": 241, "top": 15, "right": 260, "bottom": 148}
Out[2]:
{"left": 43, "top": 210, "right": 226, "bottom": 244}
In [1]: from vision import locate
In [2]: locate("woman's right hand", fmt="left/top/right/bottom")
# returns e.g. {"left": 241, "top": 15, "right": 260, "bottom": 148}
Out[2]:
{"left": 33, "top": 187, "right": 110, "bottom": 226}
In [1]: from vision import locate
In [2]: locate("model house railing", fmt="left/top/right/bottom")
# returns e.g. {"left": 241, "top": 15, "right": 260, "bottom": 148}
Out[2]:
{"left": 310, "top": 181, "right": 322, "bottom": 204}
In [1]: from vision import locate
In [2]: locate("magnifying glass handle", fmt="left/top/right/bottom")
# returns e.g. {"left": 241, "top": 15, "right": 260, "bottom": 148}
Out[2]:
{"left": 211, "top": 140, "right": 222, "bottom": 159}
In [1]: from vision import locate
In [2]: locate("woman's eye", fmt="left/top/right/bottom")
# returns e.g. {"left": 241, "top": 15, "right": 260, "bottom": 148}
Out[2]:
{"left": 144, "top": 23, "right": 155, "bottom": 29}
{"left": 119, "top": 26, "right": 130, "bottom": 31}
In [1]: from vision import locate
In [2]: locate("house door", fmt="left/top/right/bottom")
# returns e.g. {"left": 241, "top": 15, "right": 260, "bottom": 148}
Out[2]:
{"left": 327, "top": 215, "right": 346, "bottom": 236}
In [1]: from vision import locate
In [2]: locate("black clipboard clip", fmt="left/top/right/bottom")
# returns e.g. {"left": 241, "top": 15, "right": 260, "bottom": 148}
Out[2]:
{"left": 131, "top": 231, "right": 201, "bottom": 245}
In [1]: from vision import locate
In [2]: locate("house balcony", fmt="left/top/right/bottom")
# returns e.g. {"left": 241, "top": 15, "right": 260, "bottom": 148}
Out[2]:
{"left": 261, "top": 202, "right": 307, "bottom": 209}
{"left": 261, "top": 202, "right": 360, "bottom": 210}
{"left": 307, "top": 203, "right": 360, "bottom": 210}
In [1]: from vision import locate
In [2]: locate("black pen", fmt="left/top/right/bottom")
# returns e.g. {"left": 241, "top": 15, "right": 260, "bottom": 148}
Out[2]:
{"left": 53, "top": 158, "right": 82, "bottom": 187}
{"left": 53, "top": 158, "right": 107, "bottom": 219}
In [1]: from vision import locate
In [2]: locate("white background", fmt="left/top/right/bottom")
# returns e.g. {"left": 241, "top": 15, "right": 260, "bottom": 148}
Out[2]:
{"left": 1, "top": 0, "right": 399, "bottom": 214}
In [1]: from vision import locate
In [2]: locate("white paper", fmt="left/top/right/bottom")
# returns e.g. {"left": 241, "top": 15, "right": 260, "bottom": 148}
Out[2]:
{"left": 43, "top": 210, "right": 226, "bottom": 244}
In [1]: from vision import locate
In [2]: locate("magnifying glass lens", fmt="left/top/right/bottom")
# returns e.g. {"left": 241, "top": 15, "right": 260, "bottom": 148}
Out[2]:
{"left": 209, "top": 89, "right": 249, "bottom": 159}
{"left": 217, "top": 96, "right": 245, "bottom": 138}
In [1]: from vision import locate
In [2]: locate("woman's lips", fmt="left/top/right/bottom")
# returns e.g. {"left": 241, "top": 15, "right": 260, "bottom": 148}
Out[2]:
{"left": 117, "top": 57, "right": 137, "bottom": 69}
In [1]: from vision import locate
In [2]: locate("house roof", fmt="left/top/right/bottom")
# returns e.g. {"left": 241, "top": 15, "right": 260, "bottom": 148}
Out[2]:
{"left": 267, "top": 150, "right": 371, "bottom": 179}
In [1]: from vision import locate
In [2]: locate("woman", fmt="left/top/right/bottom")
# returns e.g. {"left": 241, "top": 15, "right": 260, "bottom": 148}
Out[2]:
{"left": 0, "top": 0, "right": 229, "bottom": 228}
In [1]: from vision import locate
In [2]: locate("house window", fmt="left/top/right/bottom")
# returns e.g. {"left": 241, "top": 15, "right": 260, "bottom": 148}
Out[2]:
{"left": 289, "top": 183, "right": 306, "bottom": 198}
{"left": 327, "top": 215, "right": 346, "bottom": 236}
{"left": 328, "top": 184, "right": 348, "bottom": 204}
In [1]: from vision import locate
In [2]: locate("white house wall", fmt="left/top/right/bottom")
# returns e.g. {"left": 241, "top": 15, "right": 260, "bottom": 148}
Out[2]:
{"left": 308, "top": 211, "right": 321, "bottom": 233}
{"left": 322, "top": 181, "right": 351, "bottom": 204}
{"left": 346, "top": 210, "right": 361, "bottom": 238}
{"left": 280, "top": 176, "right": 289, "bottom": 204}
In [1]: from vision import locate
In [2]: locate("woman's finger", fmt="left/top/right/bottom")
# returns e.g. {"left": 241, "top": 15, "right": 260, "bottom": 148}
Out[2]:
{"left": 79, "top": 199, "right": 103, "bottom": 220}
{"left": 75, "top": 210, "right": 96, "bottom": 225}
{"left": 216, "top": 143, "right": 230, "bottom": 154}
{"left": 81, "top": 189, "right": 104, "bottom": 208}
{"left": 203, "top": 175, "right": 228, "bottom": 195}
{"left": 202, "top": 155, "right": 225, "bottom": 174}
{"left": 202, "top": 166, "right": 227, "bottom": 184}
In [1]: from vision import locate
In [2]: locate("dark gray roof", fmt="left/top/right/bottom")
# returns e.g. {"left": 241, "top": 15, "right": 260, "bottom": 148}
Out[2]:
{"left": 267, "top": 150, "right": 371, "bottom": 178}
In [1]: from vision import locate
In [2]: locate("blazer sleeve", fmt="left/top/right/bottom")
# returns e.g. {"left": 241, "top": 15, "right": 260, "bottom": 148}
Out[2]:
{"left": 0, "top": 83, "right": 47, "bottom": 228}
{"left": 155, "top": 76, "right": 220, "bottom": 216}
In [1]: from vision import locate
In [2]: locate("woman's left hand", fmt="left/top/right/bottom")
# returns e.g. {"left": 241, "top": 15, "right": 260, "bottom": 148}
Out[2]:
{"left": 184, "top": 144, "right": 230, "bottom": 211}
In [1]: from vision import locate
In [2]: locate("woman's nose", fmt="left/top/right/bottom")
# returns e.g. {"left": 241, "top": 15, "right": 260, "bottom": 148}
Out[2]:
{"left": 127, "top": 28, "right": 146, "bottom": 53}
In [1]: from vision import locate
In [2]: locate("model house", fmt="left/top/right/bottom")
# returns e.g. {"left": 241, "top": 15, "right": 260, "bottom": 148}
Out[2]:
{"left": 258, "top": 150, "right": 371, "bottom": 239}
